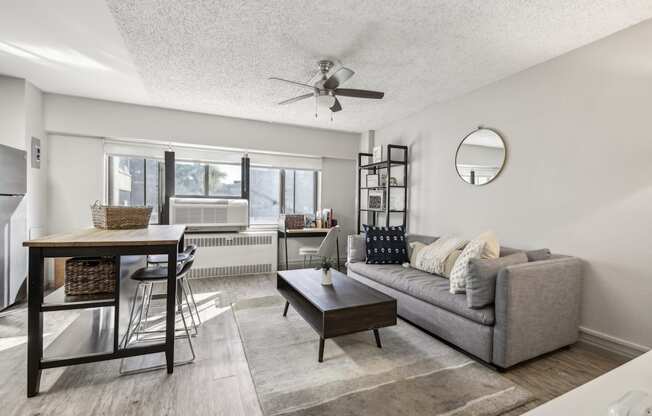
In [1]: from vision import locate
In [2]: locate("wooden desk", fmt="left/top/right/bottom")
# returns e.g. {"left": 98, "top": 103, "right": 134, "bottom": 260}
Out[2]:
{"left": 23, "top": 225, "right": 186, "bottom": 397}
{"left": 277, "top": 228, "right": 340, "bottom": 271}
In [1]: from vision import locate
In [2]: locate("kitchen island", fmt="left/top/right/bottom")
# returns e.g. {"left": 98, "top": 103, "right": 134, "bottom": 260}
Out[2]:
{"left": 23, "top": 225, "right": 186, "bottom": 397}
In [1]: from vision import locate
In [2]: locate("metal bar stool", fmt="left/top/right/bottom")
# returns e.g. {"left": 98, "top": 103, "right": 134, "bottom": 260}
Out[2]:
{"left": 147, "top": 244, "right": 202, "bottom": 327}
{"left": 119, "top": 255, "right": 196, "bottom": 375}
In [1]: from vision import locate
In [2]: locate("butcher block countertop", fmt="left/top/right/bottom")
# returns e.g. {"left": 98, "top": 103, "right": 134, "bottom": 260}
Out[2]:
{"left": 23, "top": 225, "right": 186, "bottom": 247}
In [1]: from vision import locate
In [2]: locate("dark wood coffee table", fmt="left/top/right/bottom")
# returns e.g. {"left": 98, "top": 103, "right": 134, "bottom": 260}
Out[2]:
{"left": 277, "top": 268, "right": 397, "bottom": 362}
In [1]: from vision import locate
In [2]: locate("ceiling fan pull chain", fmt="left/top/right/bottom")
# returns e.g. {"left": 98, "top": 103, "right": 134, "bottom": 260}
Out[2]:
{"left": 315, "top": 98, "right": 318, "bottom": 119}
{"left": 330, "top": 112, "right": 333, "bottom": 122}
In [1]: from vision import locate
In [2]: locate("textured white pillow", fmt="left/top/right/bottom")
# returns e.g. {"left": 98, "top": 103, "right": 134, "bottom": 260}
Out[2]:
{"left": 449, "top": 239, "right": 486, "bottom": 294}
{"left": 415, "top": 237, "right": 467, "bottom": 275}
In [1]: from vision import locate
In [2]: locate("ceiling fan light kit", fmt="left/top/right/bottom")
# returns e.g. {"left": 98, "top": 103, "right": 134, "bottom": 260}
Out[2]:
{"left": 270, "top": 59, "right": 385, "bottom": 120}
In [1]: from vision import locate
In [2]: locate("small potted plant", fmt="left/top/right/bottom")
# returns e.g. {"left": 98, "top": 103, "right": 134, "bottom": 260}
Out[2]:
{"left": 316, "top": 257, "right": 334, "bottom": 286}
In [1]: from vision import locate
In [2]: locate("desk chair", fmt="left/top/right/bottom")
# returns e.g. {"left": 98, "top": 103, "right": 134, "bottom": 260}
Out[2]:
{"left": 298, "top": 226, "right": 340, "bottom": 268}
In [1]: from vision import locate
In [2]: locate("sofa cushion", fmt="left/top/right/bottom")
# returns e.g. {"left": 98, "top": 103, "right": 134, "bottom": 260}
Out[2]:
{"left": 348, "top": 262, "right": 495, "bottom": 325}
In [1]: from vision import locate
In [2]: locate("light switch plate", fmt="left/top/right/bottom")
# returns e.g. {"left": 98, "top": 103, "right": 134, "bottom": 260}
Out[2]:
{"left": 31, "top": 137, "right": 41, "bottom": 169}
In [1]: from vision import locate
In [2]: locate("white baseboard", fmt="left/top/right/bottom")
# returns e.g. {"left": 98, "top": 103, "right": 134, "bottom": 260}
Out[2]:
{"left": 579, "top": 326, "right": 649, "bottom": 359}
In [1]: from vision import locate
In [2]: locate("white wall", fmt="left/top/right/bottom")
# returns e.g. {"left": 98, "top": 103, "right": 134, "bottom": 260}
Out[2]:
{"left": 322, "top": 157, "right": 357, "bottom": 260}
{"left": 24, "top": 81, "right": 48, "bottom": 239}
{"left": 374, "top": 19, "right": 652, "bottom": 350}
{"left": 0, "top": 76, "right": 26, "bottom": 150}
{"left": 47, "top": 135, "right": 104, "bottom": 234}
{"left": 44, "top": 94, "right": 359, "bottom": 160}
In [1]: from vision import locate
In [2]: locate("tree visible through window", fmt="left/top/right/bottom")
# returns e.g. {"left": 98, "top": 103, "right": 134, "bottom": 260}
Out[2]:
{"left": 174, "top": 161, "right": 241, "bottom": 197}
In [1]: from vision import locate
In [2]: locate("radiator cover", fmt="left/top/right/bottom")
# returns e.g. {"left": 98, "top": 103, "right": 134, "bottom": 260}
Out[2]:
{"left": 185, "top": 231, "right": 277, "bottom": 278}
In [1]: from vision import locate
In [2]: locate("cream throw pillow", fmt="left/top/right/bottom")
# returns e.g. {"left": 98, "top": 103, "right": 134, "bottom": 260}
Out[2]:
{"left": 476, "top": 230, "right": 500, "bottom": 259}
{"left": 409, "top": 241, "right": 426, "bottom": 266}
{"left": 449, "top": 239, "right": 486, "bottom": 294}
{"left": 442, "top": 250, "right": 462, "bottom": 278}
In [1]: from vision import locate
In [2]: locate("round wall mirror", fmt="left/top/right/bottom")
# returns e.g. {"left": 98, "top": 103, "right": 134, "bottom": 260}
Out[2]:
{"left": 455, "top": 127, "right": 506, "bottom": 185}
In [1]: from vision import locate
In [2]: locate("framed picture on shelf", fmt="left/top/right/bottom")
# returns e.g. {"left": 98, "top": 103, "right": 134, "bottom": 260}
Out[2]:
{"left": 372, "top": 145, "right": 383, "bottom": 163}
{"left": 366, "top": 174, "right": 379, "bottom": 188}
{"left": 368, "top": 190, "right": 385, "bottom": 211}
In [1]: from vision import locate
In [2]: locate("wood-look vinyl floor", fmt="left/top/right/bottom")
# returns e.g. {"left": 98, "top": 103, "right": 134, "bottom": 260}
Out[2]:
{"left": 0, "top": 273, "right": 630, "bottom": 415}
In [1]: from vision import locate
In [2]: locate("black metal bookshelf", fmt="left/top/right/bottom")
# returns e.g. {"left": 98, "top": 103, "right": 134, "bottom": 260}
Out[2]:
{"left": 357, "top": 144, "right": 408, "bottom": 232}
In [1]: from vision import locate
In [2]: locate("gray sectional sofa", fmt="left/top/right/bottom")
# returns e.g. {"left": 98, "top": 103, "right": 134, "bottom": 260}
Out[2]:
{"left": 347, "top": 234, "right": 582, "bottom": 369}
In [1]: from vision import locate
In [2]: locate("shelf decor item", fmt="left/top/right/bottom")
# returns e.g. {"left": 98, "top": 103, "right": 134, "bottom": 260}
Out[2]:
{"left": 366, "top": 174, "right": 379, "bottom": 188}
{"left": 368, "top": 190, "right": 385, "bottom": 211}
{"left": 91, "top": 201, "right": 152, "bottom": 230}
{"left": 65, "top": 257, "right": 116, "bottom": 295}
{"left": 316, "top": 257, "right": 334, "bottom": 285}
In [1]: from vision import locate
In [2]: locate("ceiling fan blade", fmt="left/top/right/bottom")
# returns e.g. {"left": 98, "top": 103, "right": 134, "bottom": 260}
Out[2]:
{"left": 330, "top": 97, "right": 342, "bottom": 112}
{"left": 323, "top": 67, "right": 355, "bottom": 90}
{"left": 334, "top": 88, "right": 384, "bottom": 99}
{"left": 278, "top": 93, "right": 314, "bottom": 105}
{"left": 269, "top": 77, "right": 315, "bottom": 90}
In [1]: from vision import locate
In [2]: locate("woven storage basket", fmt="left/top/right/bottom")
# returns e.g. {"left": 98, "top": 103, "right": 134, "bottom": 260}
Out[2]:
{"left": 65, "top": 257, "right": 116, "bottom": 295}
{"left": 91, "top": 201, "right": 152, "bottom": 230}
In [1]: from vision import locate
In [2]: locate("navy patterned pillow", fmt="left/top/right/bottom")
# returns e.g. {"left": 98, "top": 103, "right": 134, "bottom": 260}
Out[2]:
{"left": 363, "top": 225, "right": 408, "bottom": 264}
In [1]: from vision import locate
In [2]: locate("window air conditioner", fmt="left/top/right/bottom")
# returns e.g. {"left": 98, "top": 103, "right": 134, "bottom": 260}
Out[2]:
{"left": 170, "top": 198, "right": 249, "bottom": 232}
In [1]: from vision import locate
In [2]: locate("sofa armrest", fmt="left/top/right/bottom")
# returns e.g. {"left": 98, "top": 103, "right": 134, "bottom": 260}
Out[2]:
{"left": 492, "top": 257, "right": 582, "bottom": 368}
{"left": 347, "top": 234, "right": 366, "bottom": 264}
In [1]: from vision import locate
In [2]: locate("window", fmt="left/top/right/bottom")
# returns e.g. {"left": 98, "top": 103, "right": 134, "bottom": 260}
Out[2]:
{"left": 108, "top": 156, "right": 160, "bottom": 224}
{"left": 283, "top": 169, "right": 317, "bottom": 215}
{"left": 108, "top": 153, "right": 319, "bottom": 227}
{"left": 249, "top": 167, "right": 281, "bottom": 225}
{"left": 174, "top": 161, "right": 241, "bottom": 197}
{"left": 250, "top": 167, "right": 319, "bottom": 225}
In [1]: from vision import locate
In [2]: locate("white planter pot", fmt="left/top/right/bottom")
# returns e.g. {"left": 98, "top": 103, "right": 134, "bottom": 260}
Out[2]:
{"left": 321, "top": 269, "right": 332, "bottom": 285}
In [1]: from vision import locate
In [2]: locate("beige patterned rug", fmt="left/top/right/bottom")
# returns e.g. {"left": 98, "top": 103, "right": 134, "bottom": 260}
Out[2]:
{"left": 233, "top": 295, "right": 534, "bottom": 416}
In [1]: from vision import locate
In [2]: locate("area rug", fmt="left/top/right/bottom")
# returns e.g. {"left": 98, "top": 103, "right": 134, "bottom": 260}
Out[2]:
{"left": 233, "top": 295, "right": 534, "bottom": 416}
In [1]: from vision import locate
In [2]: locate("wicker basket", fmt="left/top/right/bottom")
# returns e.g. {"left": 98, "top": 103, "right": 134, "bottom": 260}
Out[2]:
{"left": 91, "top": 201, "right": 152, "bottom": 230}
{"left": 65, "top": 257, "right": 116, "bottom": 295}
